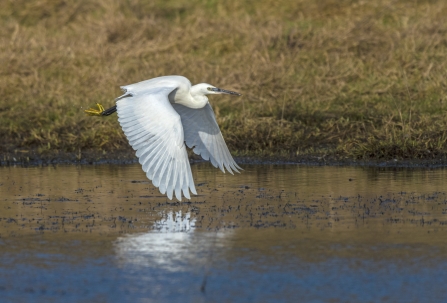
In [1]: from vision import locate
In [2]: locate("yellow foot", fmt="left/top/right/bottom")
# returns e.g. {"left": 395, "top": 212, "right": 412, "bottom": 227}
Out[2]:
{"left": 84, "top": 103, "right": 105, "bottom": 116}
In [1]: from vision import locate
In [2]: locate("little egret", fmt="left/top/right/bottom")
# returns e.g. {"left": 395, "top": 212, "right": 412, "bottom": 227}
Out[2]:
{"left": 85, "top": 75, "right": 242, "bottom": 201}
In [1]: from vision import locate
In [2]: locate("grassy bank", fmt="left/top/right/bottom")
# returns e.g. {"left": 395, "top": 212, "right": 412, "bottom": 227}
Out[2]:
{"left": 1, "top": 0, "right": 447, "bottom": 162}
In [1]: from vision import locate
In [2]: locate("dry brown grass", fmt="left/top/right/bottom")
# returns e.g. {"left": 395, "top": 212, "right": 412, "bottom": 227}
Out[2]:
{"left": 1, "top": 0, "right": 447, "bottom": 160}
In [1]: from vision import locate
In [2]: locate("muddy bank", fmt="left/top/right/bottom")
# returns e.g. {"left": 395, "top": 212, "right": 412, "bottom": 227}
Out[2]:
{"left": 2, "top": 163, "right": 447, "bottom": 236}
{"left": 2, "top": 148, "right": 447, "bottom": 168}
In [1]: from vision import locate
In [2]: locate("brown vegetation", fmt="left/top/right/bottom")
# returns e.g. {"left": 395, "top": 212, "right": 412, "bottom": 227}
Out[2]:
{"left": 1, "top": 0, "right": 447, "bottom": 161}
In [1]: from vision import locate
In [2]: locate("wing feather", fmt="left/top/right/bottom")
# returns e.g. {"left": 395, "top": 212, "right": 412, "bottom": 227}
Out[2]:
{"left": 172, "top": 103, "right": 241, "bottom": 174}
{"left": 117, "top": 86, "right": 195, "bottom": 201}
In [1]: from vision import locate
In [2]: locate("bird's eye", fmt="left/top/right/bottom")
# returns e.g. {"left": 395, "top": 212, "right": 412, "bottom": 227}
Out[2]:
{"left": 207, "top": 87, "right": 212, "bottom": 91}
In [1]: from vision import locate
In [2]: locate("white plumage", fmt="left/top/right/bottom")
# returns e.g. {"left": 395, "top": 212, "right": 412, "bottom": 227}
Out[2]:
{"left": 113, "top": 76, "right": 241, "bottom": 201}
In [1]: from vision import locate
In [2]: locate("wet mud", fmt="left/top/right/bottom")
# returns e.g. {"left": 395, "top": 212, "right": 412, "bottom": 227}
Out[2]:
{"left": 1, "top": 164, "right": 447, "bottom": 302}
{"left": 2, "top": 148, "right": 447, "bottom": 168}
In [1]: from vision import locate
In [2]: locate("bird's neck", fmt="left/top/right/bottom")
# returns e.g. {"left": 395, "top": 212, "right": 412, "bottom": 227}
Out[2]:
{"left": 189, "top": 94, "right": 208, "bottom": 109}
{"left": 174, "top": 86, "right": 208, "bottom": 109}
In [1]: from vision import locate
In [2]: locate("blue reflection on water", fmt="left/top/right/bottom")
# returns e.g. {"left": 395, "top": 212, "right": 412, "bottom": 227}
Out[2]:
{"left": 1, "top": 234, "right": 446, "bottom": 303}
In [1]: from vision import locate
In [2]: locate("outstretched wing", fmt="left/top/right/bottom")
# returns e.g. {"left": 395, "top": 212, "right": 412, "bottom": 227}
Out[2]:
{"left": 116, "top": 86, "right": 197, "bottom": 201}
{"left": 172, "top": 103, "right": 241, "bottom": 174}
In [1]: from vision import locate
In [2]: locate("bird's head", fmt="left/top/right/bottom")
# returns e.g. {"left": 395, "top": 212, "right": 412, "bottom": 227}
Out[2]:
{"left": 192, "top": 83, "right": 241, "bottom": 96}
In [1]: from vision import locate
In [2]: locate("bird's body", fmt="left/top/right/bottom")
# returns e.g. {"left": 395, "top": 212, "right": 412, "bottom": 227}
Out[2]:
{"left": 85, "top": 76, "right": 241, "bottom": 201}
{"left": 122, "top": 76, "right": 208, "bottom": 109}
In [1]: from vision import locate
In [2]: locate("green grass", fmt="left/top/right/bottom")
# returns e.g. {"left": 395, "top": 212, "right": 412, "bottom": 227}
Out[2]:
{"left": 1, "top": 0, "right": 447, "bottom": 161}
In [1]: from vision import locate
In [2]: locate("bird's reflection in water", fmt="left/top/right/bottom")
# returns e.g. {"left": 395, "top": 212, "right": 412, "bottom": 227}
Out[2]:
{"left": 153, "top": 210, "right": 196, "bottom": 233}
{"left": 114, "top": 211, "right": 229, "bottom": 272}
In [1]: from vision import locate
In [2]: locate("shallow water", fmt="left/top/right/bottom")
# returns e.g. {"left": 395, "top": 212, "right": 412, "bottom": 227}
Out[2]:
{"left": 1, "top": 163, "right": 447, "bottom": 302}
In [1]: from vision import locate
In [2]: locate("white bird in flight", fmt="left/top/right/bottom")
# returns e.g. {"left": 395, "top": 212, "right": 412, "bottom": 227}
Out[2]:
{"left": 85, "top": 75, "right": 242, "bottom": 201}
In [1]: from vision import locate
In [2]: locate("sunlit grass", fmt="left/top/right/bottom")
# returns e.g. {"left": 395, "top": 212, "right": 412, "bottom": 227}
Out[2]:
{"left": 1, "top": 0, "right": 447, "bottom": 160}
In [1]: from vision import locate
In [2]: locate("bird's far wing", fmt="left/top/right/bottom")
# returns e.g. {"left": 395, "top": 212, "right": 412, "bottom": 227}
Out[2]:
{"left": 172, "top": 103, "right": 241, "bottom": 174}
{"left": 116, "top": 86, "right": 197, "bottom": 201}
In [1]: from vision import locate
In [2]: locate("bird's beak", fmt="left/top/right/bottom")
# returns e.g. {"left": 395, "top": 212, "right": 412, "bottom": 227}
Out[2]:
{"left": 212, "top": 87, "right": 241, "bottom": 96}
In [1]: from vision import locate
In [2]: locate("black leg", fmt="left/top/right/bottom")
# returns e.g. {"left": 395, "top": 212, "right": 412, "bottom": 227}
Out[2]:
{"left": 101, "top": 105, "right": 117, "bottom": 116}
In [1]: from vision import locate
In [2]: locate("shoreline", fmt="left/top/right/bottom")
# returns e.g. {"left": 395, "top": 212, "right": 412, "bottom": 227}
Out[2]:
{"left": 2, "top": 149, "right": 447, "bottom": 168}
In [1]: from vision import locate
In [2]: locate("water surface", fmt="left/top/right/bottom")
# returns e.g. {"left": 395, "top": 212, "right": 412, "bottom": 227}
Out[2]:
{"left": 1, "top": 164, "right": 446, "bottom": 302}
